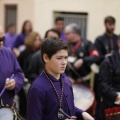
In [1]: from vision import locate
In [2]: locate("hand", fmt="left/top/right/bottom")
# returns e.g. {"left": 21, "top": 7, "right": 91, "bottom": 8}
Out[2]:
{"left": 5, "top": 78, "right": 16, "bottom": 90}
{"left": 13, "top": 48, "right": 20, "bottom": 57}
{"left": 73, "top": 59, "right": 84, "bottom": 69}
{"left": 82, "top": 112, "right": 94, "bottom": 120}
{"left": 105, "top": 53, "right": 112, "bottom": 58}
{"left": 115, "top": 95, "right": 120, "bottom": 105}
{"left": 65, "top": 116, "right": 77, "bottom": 120}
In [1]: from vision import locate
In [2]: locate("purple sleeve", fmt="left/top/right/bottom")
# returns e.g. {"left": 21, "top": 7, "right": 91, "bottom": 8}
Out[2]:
{"left": 12, "top": 52, "right": 24, "bottom": 94}
{"left": 74, "top": 107, "right": 84, "bottom": 120}
{"left": 27, "top": 86, "right": 45, "bottom": 120}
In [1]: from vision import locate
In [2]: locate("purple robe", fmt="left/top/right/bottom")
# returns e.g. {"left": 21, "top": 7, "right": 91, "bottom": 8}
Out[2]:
{"left": 13, "top": 33, "right": 27, "bottom": 48}
{"left": 60, "top": 31, "right": 67, "bottom": 42}
{"left": 4, "top": 32, "right": 17, "bottom": 49}
{"left": 0, "top": 47, "right": 24, "bottom": 106}
{"left": 27, "top": 71, "right": 84, "bottom": 120}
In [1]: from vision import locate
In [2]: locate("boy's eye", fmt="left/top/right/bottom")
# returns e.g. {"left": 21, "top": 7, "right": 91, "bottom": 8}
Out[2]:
{"left": 65, "top": 57, "right": 68, "bottom": 59}
{"left": 57, "top": 58, "right": 62, "bottom": 59}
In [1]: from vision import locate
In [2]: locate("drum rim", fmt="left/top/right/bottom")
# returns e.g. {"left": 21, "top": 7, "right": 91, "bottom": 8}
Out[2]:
{"left": 73, "top": 82, "right": 96, "bottom": 111}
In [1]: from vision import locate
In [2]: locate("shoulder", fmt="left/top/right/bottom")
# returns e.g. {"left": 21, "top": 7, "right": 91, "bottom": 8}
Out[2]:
{"left": 100, "top": 54, "right": 115, "bottom": 69}
{"left": 95, "top": 34, "right": 105, "bottom": 42}
{"left": 5, "top": 32, "right": 9, "bottom": 37}
{"left": 32, "top": 50, "right": 41, "bottom": 59}
{"left": 16, "top": 34, "right": 24, "bottom": 39}
{"left": 113, "top": 34, "right": 118, "bottom": 40}
{"left": 0, "top": 47, "right": 16, "bottom": 61}
{"left": 29, "top": 72, "right": 48, "bottom": 91}
{"left": 114, "top": 34, "right": 118, "bottom": 37}
{"left": 82, "top": 39, "right": 93, "bottom": 45}
{"left": 1, "top": 47, "right": 13, "bottom": 54}
{"left": 31, "top": 50, "right": 43, "bottom": 64}
{"left": 18, "top": 49, "right": 27, "bottom": 58}
{"left": 61, "top": 73, "right": 72, "bottom": 86}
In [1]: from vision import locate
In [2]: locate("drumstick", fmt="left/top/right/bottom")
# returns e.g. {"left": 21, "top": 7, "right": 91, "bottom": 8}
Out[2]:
{"left": 58, "top": 108, "right": 71, "bottom": 119}
{"left": 0, "top": 74, "right": 15, "bottom": 97}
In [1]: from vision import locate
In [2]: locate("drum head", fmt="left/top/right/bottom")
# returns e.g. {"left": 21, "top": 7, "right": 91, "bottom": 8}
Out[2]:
{"left": 73, "top": 83, "right": 94, "bottom": 111}
{"left": 0, "top": 108, "right": 14, "bottom": 120}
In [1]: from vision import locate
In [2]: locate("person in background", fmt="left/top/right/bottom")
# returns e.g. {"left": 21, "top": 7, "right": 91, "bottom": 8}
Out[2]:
{"left": 18, "top": 31, "right": 42, "bottom": 78}
{"left": 55, "top": 17, "right": 67, "bottom": 42}
{"left": 64, "top": 23, "right": 99, "bottom": 84}
{"left": 4, "top": 24, "right": 17, "bottom": 49}
{"left": 28, "top": 28, "right": 60, "bottom": 83}
{"left": 0, "top": 25, "right": 24, "bottom": 109}
{"left": 27, "top": 37, "right": 94, "bottom": 120}
{"left": 18, "top": 32, "right": 42, "bottom": 118}
{"left": 44, "top": 28, "right": 60, "bottom": 38}
{"left": 95, "top": 16, "right": 118, "bottom": 64}
{"left": 98, "top": 35, "right": 120, "bottom": 119}
{"left": 94, "top": 16, "right": 118, "bottom": 120}
{"left": 13, "top": 20, "right": 32, "bottom": 57}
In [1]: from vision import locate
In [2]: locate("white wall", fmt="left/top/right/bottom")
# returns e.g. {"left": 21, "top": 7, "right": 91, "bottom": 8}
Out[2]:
{"left": 34, "top": 0, "right": 120, "bottom": 41}
{"left": 0, "top": 0, "right": 120, "bottom": 42}
{"left": 0, "top": 0, "right": 35, "bottom": 33}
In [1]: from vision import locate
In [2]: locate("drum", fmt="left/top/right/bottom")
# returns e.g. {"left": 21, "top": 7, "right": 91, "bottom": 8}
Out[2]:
{"left": 0, "top": 105, "right": 17, "bottom": 120}
{"left": 72, "top": 82, "right": 96, "bottom": 116}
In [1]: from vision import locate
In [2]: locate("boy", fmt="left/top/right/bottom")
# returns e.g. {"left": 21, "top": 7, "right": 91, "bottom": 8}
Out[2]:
{"left": 27, "top": 37, "right": 94, "bottom": 120}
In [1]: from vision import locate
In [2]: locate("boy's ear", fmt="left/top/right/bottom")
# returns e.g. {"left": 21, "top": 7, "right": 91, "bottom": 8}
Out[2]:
{"left": 43, "top": 53, "right": 49, "bottom": 63}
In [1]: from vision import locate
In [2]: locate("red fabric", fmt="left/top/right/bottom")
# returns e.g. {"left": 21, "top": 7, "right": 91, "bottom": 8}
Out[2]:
{"left": 89, "top": 50, "right": 99, "bottom": 56}
{"left": 71, "top": 40, "right": 81, "bottom": 56}
{"left": 105, "top": 107, "right": 120, "bottom": 120}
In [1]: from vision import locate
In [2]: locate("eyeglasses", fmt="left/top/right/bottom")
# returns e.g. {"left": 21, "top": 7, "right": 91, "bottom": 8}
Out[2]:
{"left": 0, "top": 36, "right": 5, "bottom": 42}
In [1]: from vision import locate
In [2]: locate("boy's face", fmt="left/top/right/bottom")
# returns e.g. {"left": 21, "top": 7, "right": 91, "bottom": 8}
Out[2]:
{"left": 44, "top": 49, "right": 68, "bottom": 75}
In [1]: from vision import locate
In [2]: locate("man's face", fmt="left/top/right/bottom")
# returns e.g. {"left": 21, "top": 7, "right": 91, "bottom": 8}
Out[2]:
{"left": 44, "top": 49, "right": 68, "bottom": 75}
{"left": 65, "top": 31, "right": 75, "bottom": 43}
{"left": 9, "top": 26, "right": 16, "bottom": 34}
{"left": 55, "top": 20, "right": 64, "bottom": 32}
{"left": 105, "top": 22, "right": 115, "bottom": 34}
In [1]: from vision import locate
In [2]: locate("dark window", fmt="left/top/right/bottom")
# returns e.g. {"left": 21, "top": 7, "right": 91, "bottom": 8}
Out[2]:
{"left": 54, "top": 12, "right": 88, "bottom": 39}
{"left": 5, "top": 5, "right": 17, "bottom": 32}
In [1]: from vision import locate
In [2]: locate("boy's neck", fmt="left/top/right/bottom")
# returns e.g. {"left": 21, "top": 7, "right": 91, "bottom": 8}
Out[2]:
{"left": 45, "top": 68, "right": 60, "bottom": 80}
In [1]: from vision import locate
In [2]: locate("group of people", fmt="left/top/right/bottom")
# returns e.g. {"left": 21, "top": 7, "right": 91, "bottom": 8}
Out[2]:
{"left": 0, "top": 15, "right": 119, "bottom": 120}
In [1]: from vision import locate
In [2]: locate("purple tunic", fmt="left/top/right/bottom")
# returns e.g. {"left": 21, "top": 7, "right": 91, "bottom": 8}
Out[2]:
{"left": 0, "top": 47, "right": 24, "bottom": 106}
{"left": 4, "top": 32, "right": 17, "bottom": 48}
{"left": 60, "top": 31, "right": 67, "bottom": 42}
{"left": 27, "top": 71, "right": 84, "bottom": 120}
{"left": 13, "top": 33, "right": 27, "bottom": 48}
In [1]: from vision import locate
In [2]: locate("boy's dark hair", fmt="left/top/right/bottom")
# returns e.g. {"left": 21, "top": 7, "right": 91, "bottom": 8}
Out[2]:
{"left": 55, "top": 17, "right": 64, "bottom": 23}
{"left": 44, "top": 28, "right": 60, "bottom": 38}
{"left": 104, "top": 16, "right": 116, "bottom": 24}
{"left": 41, "top": 37, "right": 68, "bottom": 63}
